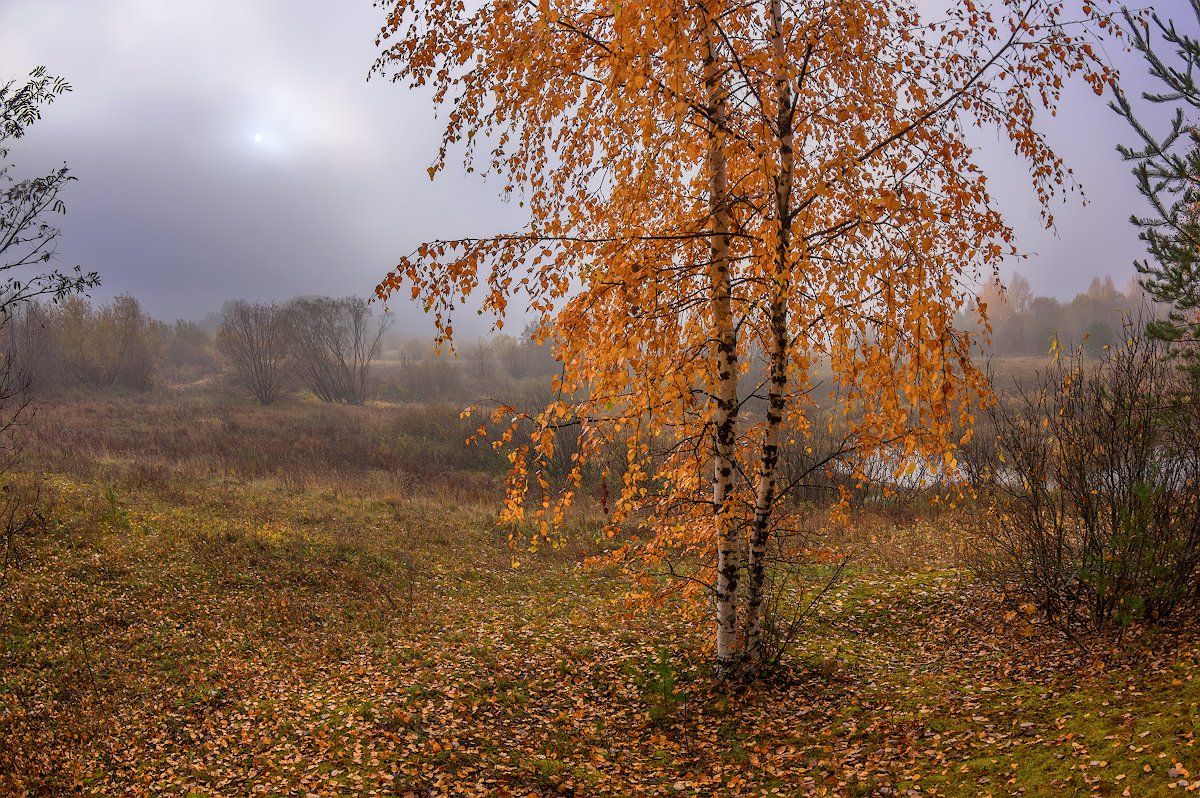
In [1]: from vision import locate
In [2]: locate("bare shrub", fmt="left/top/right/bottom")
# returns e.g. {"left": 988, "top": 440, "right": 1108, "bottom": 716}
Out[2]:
{"left": 754, "top": 544, "right": 847, "bottom": 671}
{"left": 216, "top": 301, "right": 293, "bottom": 404}
{"left": 288, "top": 297, "right": 390, "bottom": 404}
{"left": 972, "top": 323, "right": 1200, "bottom": 631}
{"left": 3, "top": 301, "right": 59, "bottom": 392}
{"left": 93, "top": 295, "right": 162, "bottom": 390}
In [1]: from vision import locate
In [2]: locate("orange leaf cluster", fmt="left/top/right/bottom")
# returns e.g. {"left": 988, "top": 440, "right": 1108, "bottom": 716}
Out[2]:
{"left": 374, "top": 0, "right": 1115, "bottom": 626}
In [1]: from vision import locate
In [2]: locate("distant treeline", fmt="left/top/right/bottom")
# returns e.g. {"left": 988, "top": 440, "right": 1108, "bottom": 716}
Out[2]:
{"left": 1, "top": 294, "right": 561, "bottom": 405}
{"left": 4, "top": 295, "right": 211, "bottom": 392}
{"left": 2, "top": 275, "right": 1147, "bottom": 403}
{"left": 962, "top": 272, "right": 1157, "bottom": 357}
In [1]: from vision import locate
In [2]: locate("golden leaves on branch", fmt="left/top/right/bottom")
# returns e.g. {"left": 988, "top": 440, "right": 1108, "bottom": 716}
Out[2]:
{"left": 373, "top": 0, "right": 1116, "bottom": 598}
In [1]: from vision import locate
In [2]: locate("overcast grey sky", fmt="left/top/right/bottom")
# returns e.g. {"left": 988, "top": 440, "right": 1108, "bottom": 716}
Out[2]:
{"left": 0, "top": 0, "right": 1180, "bottom": 332}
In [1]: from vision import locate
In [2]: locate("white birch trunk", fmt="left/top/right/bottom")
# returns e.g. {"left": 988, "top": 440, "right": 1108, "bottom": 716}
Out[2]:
{"left": 703, "top": 14, "right": 742, "bottom": 678}
{"left": 744, "top": 0, "right": 794, "bottom": 668}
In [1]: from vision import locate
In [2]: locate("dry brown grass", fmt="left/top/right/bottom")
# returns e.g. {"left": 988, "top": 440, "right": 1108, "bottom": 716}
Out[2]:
{"left": 824, "top": 506, "right": 980, "bottom": 573}
{"left": 22, "top": 389, "right": 506, "bottom": 494}
{"left": 5, "top": 388, "right": 1200, "bottom": 796}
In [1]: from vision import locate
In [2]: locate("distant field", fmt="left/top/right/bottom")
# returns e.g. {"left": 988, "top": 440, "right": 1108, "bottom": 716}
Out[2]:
{"left": 984, "top": 355, "right": 1059, "bottom": 395}
{"left": 21, "top": 390, "right": 507, "bottom": 488}
{"left": 2, "top": 387, "right": 1198, "bottom": 796}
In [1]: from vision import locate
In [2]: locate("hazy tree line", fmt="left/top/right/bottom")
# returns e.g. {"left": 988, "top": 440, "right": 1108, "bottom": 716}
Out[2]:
{"left": 1, "top": 275, "right": 1158, "bottom": 403}
{"left": 963, "top": 272, "right": 1159, "bottom": 357}
{"left": 2, "top": 293, "right": 561, "bottom": 405}
{"left": 4, "top": 295, "right": 185, "bottom": 391}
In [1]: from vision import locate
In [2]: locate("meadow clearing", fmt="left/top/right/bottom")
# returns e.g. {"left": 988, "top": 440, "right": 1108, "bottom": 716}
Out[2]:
{"left": 1, "top": 386, "right": 1197, "bottom": 797}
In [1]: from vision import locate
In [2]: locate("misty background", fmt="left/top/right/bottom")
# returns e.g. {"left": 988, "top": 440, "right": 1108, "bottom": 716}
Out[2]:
{"left": 0, "top": 0, "right": 1180, "bottom": 334}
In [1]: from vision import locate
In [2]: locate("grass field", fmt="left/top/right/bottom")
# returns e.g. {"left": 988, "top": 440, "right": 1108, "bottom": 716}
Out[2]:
{"left": 2, "top": 392, "right": 1198, "bottom": 796}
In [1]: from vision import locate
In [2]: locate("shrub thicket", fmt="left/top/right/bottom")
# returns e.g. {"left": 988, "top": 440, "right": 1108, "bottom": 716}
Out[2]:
{"left": 970, "top": 322, "right": 1200, "bottom": 631}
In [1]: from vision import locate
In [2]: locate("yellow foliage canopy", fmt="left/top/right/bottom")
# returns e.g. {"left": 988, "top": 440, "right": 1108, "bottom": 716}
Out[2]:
{"left": 374, "top": 0, "right": 1112, "bottom": 619}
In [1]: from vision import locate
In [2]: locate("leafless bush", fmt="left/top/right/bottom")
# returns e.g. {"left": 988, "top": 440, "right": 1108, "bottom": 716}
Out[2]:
{"left": 288, "top": 297, "right": 390, "bottom": 404}
{"left": 94, "top": 295, "right": 163, "bottom": 390}
{"left": 216, "top": 301, "right": 293, "bottom": 404}
{"left": 972, "top": 322, "right": 1200, "bottom": 631}
{"left": 2, "top": 300, "right": 59, "bottom": 391}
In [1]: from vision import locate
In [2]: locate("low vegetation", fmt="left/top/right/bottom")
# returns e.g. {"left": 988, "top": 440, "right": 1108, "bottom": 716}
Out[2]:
{"left": 2, "top": 386, "right": 1199, "bottom": 796}
{"left": 971, "top": 328, "right": 1200, "bottom": 633}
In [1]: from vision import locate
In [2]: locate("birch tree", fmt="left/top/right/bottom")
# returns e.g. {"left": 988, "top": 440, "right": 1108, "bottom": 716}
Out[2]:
{"left": 374, "top": 0, "right": 1113, "bottom": 676}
